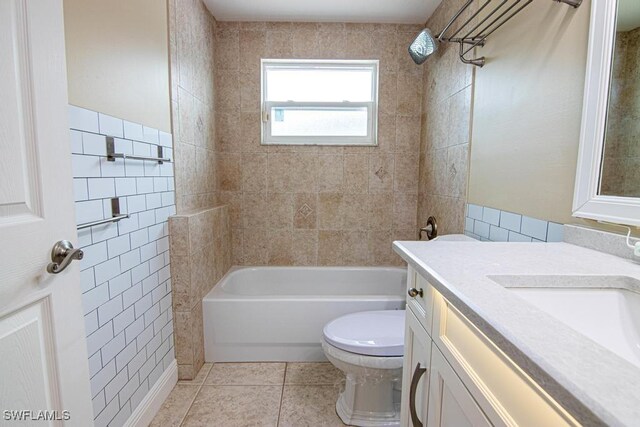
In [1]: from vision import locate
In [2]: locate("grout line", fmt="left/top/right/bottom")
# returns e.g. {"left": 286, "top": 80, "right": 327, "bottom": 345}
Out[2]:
{"left": 177, "top": 363, "right": 212, "bottom": 427}
{"left": 276, "top": 363, "right": 288, "bottom": 426}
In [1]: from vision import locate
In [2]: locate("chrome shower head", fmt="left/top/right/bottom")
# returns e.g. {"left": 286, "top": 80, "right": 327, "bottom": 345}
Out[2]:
{"left": 408, "top": 28, "right": 438, "bottom": 65}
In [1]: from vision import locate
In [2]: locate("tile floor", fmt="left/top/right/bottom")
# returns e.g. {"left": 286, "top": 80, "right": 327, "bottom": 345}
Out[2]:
{"left": 151, "top": 362, "right": 348, "bottom": 427}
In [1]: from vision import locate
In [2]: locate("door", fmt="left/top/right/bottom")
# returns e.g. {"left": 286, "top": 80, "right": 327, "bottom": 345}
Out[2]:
{"left": 400, "top": 309, "right": 431, "bottom": 427}
{"left": 0, "top": 0, "right": 93, "bottom": 425}
{"left": 427, "top": 347, "right": 491, "bottom": 427}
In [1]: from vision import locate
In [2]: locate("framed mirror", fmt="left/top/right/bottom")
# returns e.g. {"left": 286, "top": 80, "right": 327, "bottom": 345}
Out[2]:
{"left": 573, "top": 0, "right": 640, "bottom": 226}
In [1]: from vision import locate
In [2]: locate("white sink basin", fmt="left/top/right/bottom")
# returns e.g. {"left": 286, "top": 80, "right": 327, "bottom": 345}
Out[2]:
{"left": 510, "top": 286, "right": 640, "bottom": 368}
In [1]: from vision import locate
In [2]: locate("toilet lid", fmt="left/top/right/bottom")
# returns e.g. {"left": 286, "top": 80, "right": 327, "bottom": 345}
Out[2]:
{"left": 323, "top": 310, "right": 405, "bottom": 357}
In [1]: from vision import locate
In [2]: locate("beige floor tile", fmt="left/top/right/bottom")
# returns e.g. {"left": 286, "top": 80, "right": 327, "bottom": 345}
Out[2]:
{"left": 205, "top": 362, "right": 286, "bottom": 385}
{"left": 285, "top": 363, "right": 345, "bottom": 386}
{"left": 179, "top": 362, "right": 213, "bottom": 385}
{"left": 149, "top": 384, "right": 199, "bottom": 427}
{"left": 278, "top": 385, "right": 346, "bottom": 427}
{"left": 182, "top": 385, "right": 282, "bottom": 427}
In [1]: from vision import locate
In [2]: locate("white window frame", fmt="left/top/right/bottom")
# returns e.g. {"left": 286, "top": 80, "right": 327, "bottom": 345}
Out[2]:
{"left": 261, "top": 59, "right": 379, "bottom": 146}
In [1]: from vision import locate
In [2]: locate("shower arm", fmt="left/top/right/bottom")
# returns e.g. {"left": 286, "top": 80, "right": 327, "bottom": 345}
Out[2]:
{"left": 434, "top": 0, "right": 583, "bottom": 67}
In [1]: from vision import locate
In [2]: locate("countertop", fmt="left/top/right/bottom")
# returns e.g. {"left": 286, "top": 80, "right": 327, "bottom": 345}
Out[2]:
{"left": 393, "top": 239, "right": 640, "bottom": 427}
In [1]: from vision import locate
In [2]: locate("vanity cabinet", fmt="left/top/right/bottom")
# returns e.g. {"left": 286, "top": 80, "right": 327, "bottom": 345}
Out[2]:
{"left": 401, "top": 266, "right": 579, "bottom": 427}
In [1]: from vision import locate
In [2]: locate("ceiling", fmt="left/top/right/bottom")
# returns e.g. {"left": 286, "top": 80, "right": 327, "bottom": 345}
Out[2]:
{"left": 203, "top": 0, "right": 442, "bottom": 24}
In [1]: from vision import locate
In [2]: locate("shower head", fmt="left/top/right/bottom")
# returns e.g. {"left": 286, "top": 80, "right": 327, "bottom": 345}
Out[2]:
{"left": 408, "top": 28, "right": 438, "bottom": 65}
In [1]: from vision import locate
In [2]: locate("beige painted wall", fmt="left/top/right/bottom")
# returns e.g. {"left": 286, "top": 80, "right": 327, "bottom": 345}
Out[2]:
{"left": 63, "top": 0, "right": 171, "bottom": 132}
{"left": 468, "top": 0, "right": 591, "bottom": 224}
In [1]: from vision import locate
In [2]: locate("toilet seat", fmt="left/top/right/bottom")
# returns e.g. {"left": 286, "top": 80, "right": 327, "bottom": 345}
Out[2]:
{"left": 322, "top": 310, "right": 405, "bottom": 357}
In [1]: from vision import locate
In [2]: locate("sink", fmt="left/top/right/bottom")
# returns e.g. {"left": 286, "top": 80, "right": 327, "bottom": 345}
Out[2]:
{"left": 489, "top": 275, "right": 640, "bottom": 368}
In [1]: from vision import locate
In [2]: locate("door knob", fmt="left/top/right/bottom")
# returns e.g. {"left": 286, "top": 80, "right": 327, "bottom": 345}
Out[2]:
{"left": 47, "top": 240, "right": 83, "bottom": 274}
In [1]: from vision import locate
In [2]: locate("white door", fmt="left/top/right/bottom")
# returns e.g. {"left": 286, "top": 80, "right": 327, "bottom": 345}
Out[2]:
{"left": 427, "top": 347, "right": 491, "bottom": 427}
{"left": 0, "top": 0, "right": 93, "bottom": 425}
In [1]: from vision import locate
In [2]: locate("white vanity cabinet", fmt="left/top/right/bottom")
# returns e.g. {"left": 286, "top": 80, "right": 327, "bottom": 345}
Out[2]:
{"left": 400, "top": 266, "right": 579, "bottom": 427}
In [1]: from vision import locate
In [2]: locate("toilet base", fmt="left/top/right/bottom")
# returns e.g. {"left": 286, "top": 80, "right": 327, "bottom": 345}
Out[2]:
{"left": 335, "top": 373, "right": 402, "bottom": 427}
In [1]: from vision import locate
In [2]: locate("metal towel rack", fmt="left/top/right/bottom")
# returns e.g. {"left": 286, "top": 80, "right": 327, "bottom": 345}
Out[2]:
{"left": 437, "top": 0, "right": 582, "bottom": 67}
{"left": 106, "top": 137, "right": 171, "bottom": 164}
{"left": 77, "top": 198, "right": 129, "bottom": 230}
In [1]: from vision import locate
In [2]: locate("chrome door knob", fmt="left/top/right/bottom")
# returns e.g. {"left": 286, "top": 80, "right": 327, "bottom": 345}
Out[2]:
{"left": 408, "top": 287, "right": 423, "bottom": 298}
{"left": 47, "top": 240, "right": 83, "bottom": 274}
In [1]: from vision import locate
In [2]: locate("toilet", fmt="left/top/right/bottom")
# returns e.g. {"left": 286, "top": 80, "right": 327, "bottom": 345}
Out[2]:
{"left": 322, "top": 310, "right": 405, "bottom": 427}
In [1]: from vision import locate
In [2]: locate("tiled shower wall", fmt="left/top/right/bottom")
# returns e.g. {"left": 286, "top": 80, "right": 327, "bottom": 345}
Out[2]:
{"left": 69, "top": 105, "right": 176, "bottom": 427}
{"left": 417, "top": 0, "right": 475, "bottom": 235}
{"left": 169, "top": 0, "right": 218, "bottom": 213}
{"left": 213, "top": 22, "right": 424, "bottom": 266}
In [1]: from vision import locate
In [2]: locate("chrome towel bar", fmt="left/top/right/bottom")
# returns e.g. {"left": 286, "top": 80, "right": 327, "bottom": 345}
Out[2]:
{"left": 77, "top": 197, "right": 129, "bottom": 230}
{"left": 106, "top": 137, "right": 171, "bottom": 164}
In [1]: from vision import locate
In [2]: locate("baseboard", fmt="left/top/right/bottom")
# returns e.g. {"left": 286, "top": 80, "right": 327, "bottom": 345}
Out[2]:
{"left": 124, "top": 359, "right": 177, "bottom": 427}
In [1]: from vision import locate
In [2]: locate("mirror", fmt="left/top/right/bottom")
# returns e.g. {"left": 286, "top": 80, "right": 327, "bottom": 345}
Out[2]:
{"left": 573, "top": 0, "right": 640, "bottom": 227}
{"left": 599, "top": 0, "right": 640, "bottom": 198}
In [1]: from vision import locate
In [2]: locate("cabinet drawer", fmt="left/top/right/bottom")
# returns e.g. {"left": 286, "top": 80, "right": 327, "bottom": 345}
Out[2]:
{"left": 432, "top": 292, "right": 580, "bottom": 427}
{"left": 406, "top": 267, "right": 435, "bottom": 334}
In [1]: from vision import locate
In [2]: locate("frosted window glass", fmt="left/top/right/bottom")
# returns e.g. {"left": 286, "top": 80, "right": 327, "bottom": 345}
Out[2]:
{"left": 266, "top": 69, "right": 373, "bottom": 102}
{"left": 270, "top": 107, "right": 368, "bottom": 137}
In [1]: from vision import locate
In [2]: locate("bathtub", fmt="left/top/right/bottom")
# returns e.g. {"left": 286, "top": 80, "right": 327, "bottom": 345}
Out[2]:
{"left": 203, "top": 266, "right": 407, "bottom": 362}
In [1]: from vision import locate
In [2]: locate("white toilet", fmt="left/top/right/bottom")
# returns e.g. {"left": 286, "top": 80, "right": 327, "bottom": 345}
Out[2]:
{"left": 322, "top": 310, "right": 405, "bottom": 427}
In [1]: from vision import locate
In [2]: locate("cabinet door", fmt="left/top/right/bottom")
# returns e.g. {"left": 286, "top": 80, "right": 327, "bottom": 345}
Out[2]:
{"left": 400, "top": 309, "right": 432, "bottom": 427}
{"left": 427, "top": 346, "right": 492, "bottom": 427}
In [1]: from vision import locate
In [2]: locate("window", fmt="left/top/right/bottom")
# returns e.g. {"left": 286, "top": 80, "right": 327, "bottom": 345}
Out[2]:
{"left": 261, "top": 59, "right": 379, "bottom": 146}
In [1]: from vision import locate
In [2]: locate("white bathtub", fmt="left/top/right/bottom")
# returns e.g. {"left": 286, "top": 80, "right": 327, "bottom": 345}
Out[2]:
{"left": 203, "top": 266, "right": 407, "bottom": 362}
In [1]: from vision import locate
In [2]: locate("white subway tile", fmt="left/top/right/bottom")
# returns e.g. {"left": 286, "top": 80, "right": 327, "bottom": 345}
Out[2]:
{"left": 76, "top": 200, "right": 104, "bottom": 225}
{"left": 156, "top": 237, "right": 169, "bottom": 253}
{"left": 91, "top": 360, "right": 116, "bottom": 399}
{"left": 482, "top": 207, "right": 500, "bottom": 226}
{"left": 547, "top": 222, "right": 564, "bottom": 242}
{"left": 80, "top": 268, "right": 96, "bottom": 293}
{"left": 142, "top": 126, "right": 160, "bottom": 144}
{"left": 104, "top": 359, "right": 128, "bottom": 402}
{"left": 87, "top": 324, "right": 114, "bottom": 360}
{"left": 72, "top": 154, "right": 101, "bottom": 178}
{"left": 77, "top": 228, "right": 93, "bottom": 248}
{"left": 82, "top": 133, "right": 107, "bottom": 156}
{"left": 109, "top": 271, "right": 132, "bottom": 298}
{"left": 115, "top": 177, "right": 137, "bottom": 196}
{"left": 123, "top": 121, "right": 144, "bottom": 141}
{"left": 153, "top": 178, "right": 168, "bottom": 192}
{"left": 137, "top": 177, "right": 155, "bottom": 194}
{"left": 73, "top": 178, "right": 89, "bottom": 201}
{"left": 489, "top": 225, "right": 509, "bottom": 242}
{"left": 100, "top": 157, "right": 125, "bottom": 177}
{"left": 142, "top": 273, "right": 159, "bottom": 295}
{"left": 160, "top": 162, "right": 174, "bottom": 177}
{"left": 101, "top": 332, "right": 126, "bottom": 366}
{"left": 155, "top": 206, "right": 175, "bottom": 224}
{"left": 94, "top": 395, "right": 118, "bottom": 427}
{"left": 98, "top": 296, "right": 123, "bottom": 326}
{"left": 109, "top": 402, "right": 131, "bottom": 427}
{"left": 115, "top": 339, "right": 137, "bottom": 372}
{"left": 508, "top": 231, "right": 533, "bottom": 242}
{"left": 91, "top": 222, "right": 118, "bottom": 244}
{"left": 499, "top": 211, "right": 522, "bottom": 232}
{"left": 149, "top": 254, "right": 164, "bottom": 274}
{"left": 124, "top": 159, "right": 145, "bottom": 177}
{"left": 88, "top": 351, "right": 102, "bottom": 378}
{"left": 92, "top": 392, "right": 106, "bottom": 420}
{"left": 158, "top": 266, "right": 170, "bottom": 284}
{"left": 127, "top": 339, "right": 147, "bottom": 370}
{"left": 123, "top": 283, "right": 143, "bottom": 310}
{"left": 132, "top": 142, "right": 152, "bottom": 157}
{"left": 136, "top": 323, "right": 154, "bottom": 350}
{"left": 167, "top": 178, "right": 175, "bottom": 191}
{"left": 131, "top": 262, "right": 150, "bottom": 284}
{"left": 98, "top": 113, "right": 124, "bottom": 138}
{"left": 85, "top": 310, "right": 99, "bottom": 335}
{"left": 107, "top": 234, "right": 130, "bottom": 258}
{"left": 144, "top": 304, "right": 161, "bottom": 329}
{"left": 94, "top": 258, "right": 121, "bottom": 285}
{"left": 521, "top": 216, "right": 549, "bottom": 241}
{"left": 87, "top": 178, "right": 115, "bottom": 199}
{"left": 70, "top": 130, "right": 83, "bottom": 154}
{"left": 113, "top": 307, "right": 135, "bottom": 337}
{"left": 145, "top": 331, "right": 162, "bottom": 355}
{"left": 473, "top": 221, "right": 490, "bottom": 239}
{"left": 130, "top": 229, "right": 149, "bottom": 249}
{"left": 146, "top": 193, "right": 162, "bottom": 210}
{"left": 120, "top": 249, "right": 141, "bottom": 272}
{"left": 144, "top": 161, "right": 161, "bottom": 177}
{"left": 80, "top": 241, "right": 108, "bottom": 270}
{"left": 147, "top": 224, "right": 165, "bottom": 241}
{"left": 130, "top": 381, "right": 149, "bottom": 412}
{"left": 159, "top": 294, "right": 171, "bottom": 314}
{"left": 68, "top": 105, "right": 99, "bottom": 133}
{"left": 161, "top": 191, "right": 175, "bottom": 207}
{"left": 114, "top": 138, "right": 133, "bottom": 155}
{"left": 467, "top": 204, "right": 483, "bottom": 220}
{"left": 117, "top": 214, "right": 139, "bottom": 236}
{"left": 158, "top": 131, "right": 173, "bottom": 147}
{"left": 464, "top": 217, "right": 474, "bottom": 233}
{"left": 140, "top": 242, "right": 157, "bottom": 262}
{"left": 127, "top": 195, "right": 147, "bottom": 213}
{"left": 138, "top": 210, "right": 156, "bottom": 229}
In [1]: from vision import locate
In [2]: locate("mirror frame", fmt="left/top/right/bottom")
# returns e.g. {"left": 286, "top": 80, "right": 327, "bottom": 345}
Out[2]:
{"left": 573, "top": 0, "right": 640, "bottom": 227}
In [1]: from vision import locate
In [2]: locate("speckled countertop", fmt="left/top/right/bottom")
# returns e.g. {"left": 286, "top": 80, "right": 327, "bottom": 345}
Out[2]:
{"left": 393, "top": 239, "right": 640, "bottom": 427}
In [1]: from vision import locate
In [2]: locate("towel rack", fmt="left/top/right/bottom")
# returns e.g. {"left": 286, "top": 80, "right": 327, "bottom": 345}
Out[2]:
{"left": 437, "top": 0, "right": 582, "bottom": 67}
{"left": 106, "top": 137, "right": 171, "bottom": 164}
{"left": 77, "top": 198, "right": 129, "bottom": 230}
